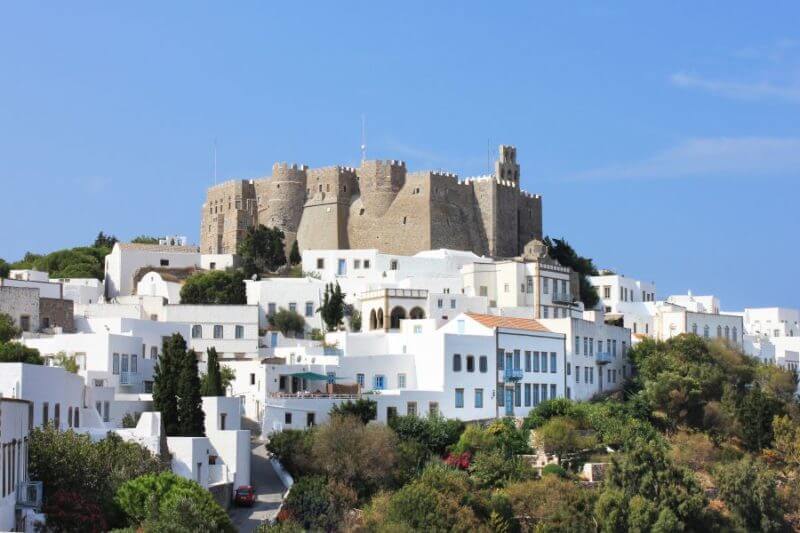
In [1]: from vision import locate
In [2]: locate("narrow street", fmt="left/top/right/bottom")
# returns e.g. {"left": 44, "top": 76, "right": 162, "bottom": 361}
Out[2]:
{"left": 229, "top": 441, "right": 286, "bottom": 533}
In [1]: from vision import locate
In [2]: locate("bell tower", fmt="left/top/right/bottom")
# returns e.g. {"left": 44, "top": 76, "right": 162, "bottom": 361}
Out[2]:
{"left": 494, "top": 145, "right": 520, "bottom": 187}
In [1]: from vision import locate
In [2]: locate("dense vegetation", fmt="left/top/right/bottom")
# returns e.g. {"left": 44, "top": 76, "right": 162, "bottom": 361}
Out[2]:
{"left": 153, "top": 333, "right": 205, "bottom": 436}
{"left": 179, "top": 269, "right": 247, "bottom": 305}
{"left": 264, "top": 335, "right": 800, "bottom": 532}
{"left": 543, "top": 236, "right": 600, "bottom": 309}
{"left": 0, "top": 312, "right": 43, "bottom": 363}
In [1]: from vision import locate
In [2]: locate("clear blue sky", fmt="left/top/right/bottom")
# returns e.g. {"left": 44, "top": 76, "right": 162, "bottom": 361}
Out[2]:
{"left": 1, "top": 2, "right": 798, "bottom": 310}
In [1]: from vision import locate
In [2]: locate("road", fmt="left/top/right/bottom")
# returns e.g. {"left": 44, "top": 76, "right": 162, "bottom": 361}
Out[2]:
{"left": 230, "top": 441, "right": 287, "bottom": 533}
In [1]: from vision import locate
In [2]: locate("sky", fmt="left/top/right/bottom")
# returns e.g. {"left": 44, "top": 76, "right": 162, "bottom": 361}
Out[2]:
{"left": 1, "top": 2, "right": 798, "bottom": 310}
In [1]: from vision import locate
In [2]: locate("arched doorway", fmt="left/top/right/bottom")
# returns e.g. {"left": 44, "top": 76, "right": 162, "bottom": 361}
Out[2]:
{"left": 409, "top": 307, "right": 425, "bottom": 319}
{"left": 390, "top": 307, "right": 407, "bottom": 329}
{"left": 369, "top": 309, "right": 378, "bottom": 330}
{"left": 377, "top": 308, "right": 384, "bottom": 329}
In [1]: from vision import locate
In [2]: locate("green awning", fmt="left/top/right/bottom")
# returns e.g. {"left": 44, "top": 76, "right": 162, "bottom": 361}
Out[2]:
{"left": 289, "top": 372, "right": 333, "bottom": 381}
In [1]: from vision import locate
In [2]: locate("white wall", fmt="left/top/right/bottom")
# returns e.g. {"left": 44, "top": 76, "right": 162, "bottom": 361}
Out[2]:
{"left": 0, "top": 399, "right": 32, "bottom": 532}
{"left": 245, "top": 278, "right": 325, "bottom": 332}
{"left": 105, "top": 243, "right": 200, "bottom": 299}
{"left": 0, "top": 364, "right": 86, "bottom": 430}
{"left": 162, "top": 305, "right": 260, "bottom": 359}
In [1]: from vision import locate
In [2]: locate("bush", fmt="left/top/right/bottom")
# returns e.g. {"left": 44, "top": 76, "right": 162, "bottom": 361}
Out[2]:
{"left": 504, "top": 476, "right": 596, "bottom": 532}
{"left": 282, "top": 476, "right": 340, "bottom": 531}
{"left": 269, "top": 308, "right": 306, "bottom": 338}
{"left": 541, "top": 463, "right": 568, "bottom": 478}
{"left": 715, "top": 457, "right": 784, "bottom": 532}
{"left": 42, "top": 490, "right": 107, "bottom": 533}
{"left": 0, "top": 342, "right": 43, "bottom": 364}
{"left": 115, "top": 472, "right": 235, "bottom": 532}
{"left": 266, "top": 429, "right": 315, "bottom": 478}
{"left": 469, "top": 449, "right": 536, "bottom": 488}
{"left": 329, "top": 398, "right": 377, "bottom": 425}
{"left": 389, "top": 414, "right": 465, "bottom": 455}
{"left": 0, "top": 312, "right": 20, "bottom": 343}
{"left": 179, "top": 270, "right": 246, "bottom": 305}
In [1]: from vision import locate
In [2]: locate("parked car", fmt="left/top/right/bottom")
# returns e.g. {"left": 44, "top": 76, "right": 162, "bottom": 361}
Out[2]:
{"left": 234, "top": 485, "right": 256, "bottom": 507}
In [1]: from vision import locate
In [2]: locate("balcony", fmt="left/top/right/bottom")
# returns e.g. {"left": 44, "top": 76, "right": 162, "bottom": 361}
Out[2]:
{"left": 595, "top": 352, "right": 613, "bottom": 365}
{"left": 503, "top": 368, "right": 524, "bottom": 381}
{"left": 119, "top": 372, "right": 140, "bottom": 386}
{"left": 551, "top": 291, "right": 573, "bottom": 304}
{"left": 17, "top": 481, "right": 43, "bottom": 510}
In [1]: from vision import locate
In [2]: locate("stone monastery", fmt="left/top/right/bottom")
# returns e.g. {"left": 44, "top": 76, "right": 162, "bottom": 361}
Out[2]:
{"left": 200, "top": 145, "right": 542, "bottom": 258}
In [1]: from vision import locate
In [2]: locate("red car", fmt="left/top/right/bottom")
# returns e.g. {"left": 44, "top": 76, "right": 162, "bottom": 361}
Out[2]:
{"left": 234, "top": 485, "right": 256, "bottom": 507}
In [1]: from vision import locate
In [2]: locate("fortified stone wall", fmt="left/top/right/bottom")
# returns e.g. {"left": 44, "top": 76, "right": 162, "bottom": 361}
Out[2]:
{"left": 200, "top": 145, "right": 543, "bottom": 258}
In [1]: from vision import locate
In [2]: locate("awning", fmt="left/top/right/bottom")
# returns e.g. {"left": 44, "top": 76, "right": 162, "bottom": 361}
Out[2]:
{"left": 288, "top": 372, "right": 349, "bottom": 381}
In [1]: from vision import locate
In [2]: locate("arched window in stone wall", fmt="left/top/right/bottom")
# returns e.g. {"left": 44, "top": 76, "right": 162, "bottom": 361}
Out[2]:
{"left": 369, "top": 309, "right": 378, "bottom": 331}
{"left": 724, "top": 326, "right": 730, "bottom": 340}
{"left": 717, "top": 325, "right": 722, "bottom": 338}
{"left": 732, "top": 327, "right": 738, "bottom": 342}
{"left": 390, "top": 307, "right": 407, "bottom": 329}
{"left": 704, "top": 325, "right": 710, "bottom": 338}
{"left": 409, "top": 307, "right": 425, "bottom": 319}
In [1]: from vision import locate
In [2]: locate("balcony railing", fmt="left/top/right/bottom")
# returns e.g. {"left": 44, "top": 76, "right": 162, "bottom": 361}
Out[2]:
{"left": 595, "top": 352, "right": 613, "bottom": 365}
{"left": 17, "top": 481, "right": 43, "bottom": 510}
{"left": 119, "top": 372, "right": 140, "bottom": 385}
{"left": 503, "top": 368, "right": 524, "bottom": 381}
{"left": 269, "top": 392, "right": 362, "bottom": 400}
{"left": 551, "top": 291, "right": 573, "bottom": 304}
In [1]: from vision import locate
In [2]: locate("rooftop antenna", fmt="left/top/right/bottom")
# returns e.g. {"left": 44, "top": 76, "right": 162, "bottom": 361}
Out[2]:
{"left": 360, "top": 114, "right": 367, "bottom": 163}
{"left": 213, "top": 138, "right": 218, "bottom": 184}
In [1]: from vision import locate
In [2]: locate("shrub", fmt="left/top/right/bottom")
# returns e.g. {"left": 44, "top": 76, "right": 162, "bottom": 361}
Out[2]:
{"left": 266, "top": 429, "right": 315, "bottom": 478}
{"left": 469, "top": 449, "right": 536, "bottom": 488}
{"left": 282, "top": 476, "right": 339, "bottom": 531}
{"left": 715, "top": 457, "right": 784, "bottom": 532}
{"left": 0, "top": 342, "right": 43, "bottom": 364}
{"left": 269, "top": 308, "right": 306, "bottom": 338}
{"left": 179, "top": 270, "right": 246, "bottom": 305}
{"left": 541, "top": 463, "right": 568, "bottom": 478}
{"left": 42, "top": 490, "right": 107, "bottom": 533}
{"left": 389, "top": 414, "right": 465, "bottom": 455}
{"left": 329, "top": 398, "right": 377, "bottom": 425}
{"left": 115, "top": 471, "right": 234, "bottom": 532}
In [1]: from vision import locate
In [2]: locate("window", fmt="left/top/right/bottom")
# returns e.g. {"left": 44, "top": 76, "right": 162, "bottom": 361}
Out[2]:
{"left": 524, "top": 383, "right": 531, "bottom": 406}
{"left": 584, "top": 337, "right": 588, "bottom": 355}
{"left": 584, "top": 366, "right": 589, "bottom": 383}
{"left": 541, "top": 384, "right": 547, "bottom": 402}
{"left": 131, "top": 354, "right": 138, "bottom": 373}
{"left": 533, "top": 384, "right": 540, "bottom": 405}
{"left": 542, "top": 306, "right": 549, "bottom": 318}
{"left": 475, "top": 388, "right": 484, "bottom": 408}
{"left": 525, "top": 351, "right": 532, "bottom": 372}
{"left": 732, "top": 327, "right": 738, "bottom": 341}
{"left": 543, "top": 278, "right": 549, "bottom": 294}
{"left": 466, "top": 355, "right": 475, "bottom": 372}
{"left": 550, "top": 352, "right": 557, "bottom": 373}
{"left": 496, "top": 348, "right": 505, "bottom": 370}
{"left": 526, "top": 276, "right": 533, "bottom": 293}
{"left": 407, "top": 402, "right": 417, "bottom": 416}
{"left": 567, "top": 362, "right": 571, "bottom": 375}
{"left": 112, "top": 353, "right": 120, "bottom": 375}
{"left": 20, "top": 315, "right": 31, "bottom": 332}
{"left": 589, "top": 368, "right": 594, "bottom": 384}
{"left": 603, "top": 286, "right": 611, "bottom": 298}
{"left": 373, "top": 375, "right": 386, "bottom": 390}
{"left": 103, "top": 402, "right": 110, "bottom": 422}
{"left": 479, "top": 356, "right": 488, "bottom": 373}
{"left": 250, "top": 373, "right": 255, "bottom": 385}
{"left": 74, "top": 408, "right": 80, "bottom": 428}
{"left": 437, "top": 299, "right": 443, "bottom": 309}
{"left": 397, "top": 373, "right": 407, "bottom": 389}
{"left": 160, "top": 259, "right": 169, "bottom": 267}
{"left": 450, "top": 299, "right": 456, "bottom": 309}
{"left": 429, "top": 402, "right": 439, "bottom": 417}
{"left": 413, "top": 325, "right": 422, "bottom": 334}
{"left": 575, "top": 336, "right": 580, "bottom": 355}
{"left": 150, "top": 346, "right": 158, "bottom": 358}
{"left": 213, "top": 325, "right": 223, "bottom": 339}
{"left": 515, "top": 383, "right": 521, "bottom": 407}
{"left": 453, "top": 354, "right": 462, "bottom": 372}
{"left": 541, "top": 352, "right": 548, "bottom": 372}
{"left": 235, "top": 325, "right": 244, "bottom": 339}
{"left": 550, "top": 384, "right": 557, "bottom": 399}
{"left": 363, "top": 259, "right": 371, "bottom": 268}
{"left": 288, "top": 302, "right": 297, "bottom": 313}
{"left": 724, "top": 326, "right": 730, "bottom": 340}
{"left": 42, "top": 402, "right": 49, "bottom": 425}
{"left": 576, "top": 365, "right": 581, "bottom": 382}
{"left": 387, "top": 406, "right": 397, "bottom": 422}
{"left": 390, "top": 260, "right": 398, "bottom": 270}
{"left": 41, "top": 317, "right": 50, "bottom": 329}
{"left": 285, "top": 412, "right": 292, "bottom": 425}
{"left": 316, "top": 258, "right": 324, "bottom": 269}
{"left": 354, "top": 259, "right": 361, "bottom": 269}
{"left": 191, "top": 325, "right": 202, "bottom": 338}
{"left": 533, "top": 351, "right": 540, "bottom": 372}
{"left": 455, "top": 388, "right": 464, "bottom": 408}
{"left": 307, "top": 413, "right": 315, "bottom": 427}
{"left": 704, "top": 325, "right": 710, "bottom": 338}
{"left": 305, "top": 302, "right": 314, "bottom": 317}
{"left": 479, "top": 285, "right": 488, "bottom": 297}
{"left": 356, "top": 373, "right": 365, "bottom": 388}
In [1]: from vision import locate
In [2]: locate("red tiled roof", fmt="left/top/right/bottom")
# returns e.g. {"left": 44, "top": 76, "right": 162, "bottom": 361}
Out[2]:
{"left": 466, "top": 313, "right": 551, "bottom": 333}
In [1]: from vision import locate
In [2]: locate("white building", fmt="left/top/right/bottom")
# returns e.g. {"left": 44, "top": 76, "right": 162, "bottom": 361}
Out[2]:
{"left": 540, "top": 310, "right": 631, "bottom": 401}
{"left": 162, "top": 304, "right": 260, "bottom": 361}
{"left": 738, "top": 308, "right": 800, "bottom": 374}
{"left": 52, "top": 277, "right": 104, "bottom": 305}
{"left": 0, "top": 397, "right": 34, "bottom": 532}
{"left": 104, "top": 242, "right": 201, "bottom": 299}
{"left": 246, "top": 277, "right": 326, "bottom": 334}
{"left": 655, "top": 298, "right": 743, "bottom": 346}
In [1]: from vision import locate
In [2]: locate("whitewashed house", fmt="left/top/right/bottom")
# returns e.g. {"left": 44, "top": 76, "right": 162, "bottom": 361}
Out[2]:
{"left": 0, "top": 397, "right": 35, "bottom": 533}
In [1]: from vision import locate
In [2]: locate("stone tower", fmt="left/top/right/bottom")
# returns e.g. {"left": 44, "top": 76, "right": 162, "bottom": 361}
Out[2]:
{"left": 254, "top": 162, "right": 308, "bottom": 249}
{"left": 495, "top": 145, "right": 520, "bottom": 187}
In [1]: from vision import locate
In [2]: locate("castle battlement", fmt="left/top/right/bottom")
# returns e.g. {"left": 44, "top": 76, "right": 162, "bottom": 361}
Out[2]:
{"left": 201, "top": 145, "right": 542, "bottom": 258}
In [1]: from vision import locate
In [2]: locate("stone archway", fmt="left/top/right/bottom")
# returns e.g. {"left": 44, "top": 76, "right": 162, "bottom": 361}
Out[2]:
{"left": 409, "top": 306, "right": 425, "bottom": 319}
{"left": 390, "top": 306, "right": 407, "bottom": 329}
{"left": 377, "top": 308, "right": 384, "bottom": 329}
{"left": 369, "top": 309, "right": 378, "bottom": 330}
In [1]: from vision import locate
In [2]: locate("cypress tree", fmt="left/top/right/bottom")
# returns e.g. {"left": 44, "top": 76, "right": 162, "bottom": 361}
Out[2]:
{"left": 289, "top": 239, "right": 302, "bottom": 265}
{"left": 201, "top": 347, "right": 223, "bottom": 397}
{"left": 177, "top": 349, "right": 206, "bottom": 437}
{"left": 153, "top": 334, "right": 183, "bottom": 436}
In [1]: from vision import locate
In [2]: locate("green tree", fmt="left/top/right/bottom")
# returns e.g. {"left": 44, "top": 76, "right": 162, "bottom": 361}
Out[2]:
{"left": 0, "top": 312, "right": 21, "bottom": 343}
{"left": 94, "top": 231, "right": 118, "bottom": 249}
{"left": 153, "top": 334, "right": 183, "bottom": 436}
{"left": 52, "top": 351, "right": 79, "bottom": 373}
{"left": 200, "top": 347, "right": 223, "bottom": 396}
{"left": 0, "top": 342, "right": 43, "bottom": 364}
{"left": 179, "top": 270, "right": 246, "bottom": 304}
{"left": 281, "top": 476, "right": 339, "bottom": 531}
{"left": 177, "top": 349, "right": 205, "bottom": 437}
{"left": 389, "top": 414, "right": 465, "bottom": 455}
{"left": 329, "top": 398, "right": 377, "bottom": 425}
{"left": 289, "top": 239, "right": 302, "bottom": 265}
{"left": 349, "top": 309, "right": 362, "bottom": 332}
{"left": 238, "top": 224, "right": 287, "bottom": 277}
{"left": 504, "top": 476, "right": 596, "bottom": 532}
{"left": 486, "top": 417, "right": 529, "bottom": 457}
{"left": 12, "top": 246, "right": 108, "bottom": 279}
{"left": 737, "top": 384, "right": 783, "bottom": 451}
{"left": 772, "top": 414, "right": 800, "bottom": 472}
{"left": 533, "top": 416, "right": 596, "bottom": 464}
{"left": 265, "top": 429, "right": 316, "bottom": 478}
{"left": 318, "top": 282, "right": 346, "bottom": 332}
{"left": 311, "top": 415, "right": 397, "bottom": 497}
{"left": 0, "top": 258, "right": 9, "bottom": 278}
{"left": 715, "top": 456, "right": 784, "bottom": 532}
{"left": 469, "top": 449, "right": 536, "bottom": 488}
{"left": 269, "top": 308, "right": 306, "bottom": 338}
{"left": 595, "top": 438, "right": 709, "bottom": 532}
{"left": 131, "top": 235, "right": 159, "bottom": 244}
{"left": 115, "top": 471, "right": 234, "bottom": 532}
{"left": 543, "top": 236, "right": 599, "bottom": 309}
{"left": 29, "top": 427, "right": 165, "bottom": 528}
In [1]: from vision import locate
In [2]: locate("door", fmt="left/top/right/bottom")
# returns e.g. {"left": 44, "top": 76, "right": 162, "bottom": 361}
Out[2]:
{"left": 504, "top": 388, "right": 514, "bottom": 416}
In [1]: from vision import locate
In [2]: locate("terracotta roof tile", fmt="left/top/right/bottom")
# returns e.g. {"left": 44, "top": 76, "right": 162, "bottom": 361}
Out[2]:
{"left": 466, "top": 313, "right": 551, "bottom": 333}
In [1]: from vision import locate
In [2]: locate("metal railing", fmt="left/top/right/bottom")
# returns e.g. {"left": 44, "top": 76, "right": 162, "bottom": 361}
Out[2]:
{"left": 551, "top": 291, "right": 573, "bottom": 304}
{"left": 595, "top": 352, "right": 613, "bottom": 364}
{"left": 269, "top": 392, "right": 362, "bottom": 400}
{"left": 503, "top": 368, "right": 524, "bottom": 381}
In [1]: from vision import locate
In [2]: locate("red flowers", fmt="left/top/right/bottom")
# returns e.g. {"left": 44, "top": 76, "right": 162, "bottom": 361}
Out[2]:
{"left": 443, "top": 451, "right": 472, "bottom": 470}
